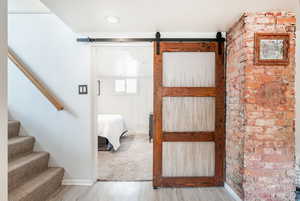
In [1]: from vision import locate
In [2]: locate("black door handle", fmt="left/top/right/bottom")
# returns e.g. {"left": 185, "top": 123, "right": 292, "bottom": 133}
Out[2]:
{"left": 97, "top": 80, "right": 101, "bottom": 96}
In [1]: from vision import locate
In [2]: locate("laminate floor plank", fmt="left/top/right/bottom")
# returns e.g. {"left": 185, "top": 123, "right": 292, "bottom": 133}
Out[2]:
{"left": 46, "top": 185, "right": 90, "bottom": 201}
{"left": 47, "top": 182, "right": 235, "bottom": 201}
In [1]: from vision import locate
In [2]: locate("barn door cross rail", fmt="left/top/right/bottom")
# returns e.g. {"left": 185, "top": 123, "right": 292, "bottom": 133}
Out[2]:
{"left": 77, "top": 32, "right": 225, "bottom": 55}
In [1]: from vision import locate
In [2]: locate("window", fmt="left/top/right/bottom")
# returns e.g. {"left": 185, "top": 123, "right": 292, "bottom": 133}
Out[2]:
{"left": 115, "top": 80, "right": 126, "bottom": 93}
{"left": 126, "top": 79, "right": 137, "bottom": 93}
{"left": 114, "top": 78, "right": 138, "bottom": 94}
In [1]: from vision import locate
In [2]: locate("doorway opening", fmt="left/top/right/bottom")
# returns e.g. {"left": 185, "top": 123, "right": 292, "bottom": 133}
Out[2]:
{"left": 90, "top": 35, "right": 225, "bottom": 186}
{"left": 92, "top": 43, "right": 154, "bottom": 181}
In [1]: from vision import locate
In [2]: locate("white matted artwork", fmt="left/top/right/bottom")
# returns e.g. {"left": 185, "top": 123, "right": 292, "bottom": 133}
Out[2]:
{"left": 260, "top": 39, "right": 284, "bottom": 60}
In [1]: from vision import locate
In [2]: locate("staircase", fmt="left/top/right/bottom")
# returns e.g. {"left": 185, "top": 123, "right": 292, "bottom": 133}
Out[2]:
{"left": 8, "top": 120, "right": 64, "bottom": 201}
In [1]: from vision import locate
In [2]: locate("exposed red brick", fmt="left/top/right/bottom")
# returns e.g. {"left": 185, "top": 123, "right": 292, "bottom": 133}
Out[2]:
{"left": 255, "top": 16, "right": 276, "bottom": 24}
{"left": 226, "top": 11, "right": 295, "bottom": 201}
{"left": 255, "top": 81, "right": 288, "bottom": 108}
{"left": 276, "top": 16, "right": 296, "bottom": 25}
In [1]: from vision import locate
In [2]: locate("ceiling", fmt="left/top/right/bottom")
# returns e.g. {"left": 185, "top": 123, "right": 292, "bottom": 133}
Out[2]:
{"left": 41, "top": 0, "right": 299, "bottom": 33}
{"left": 9, "top": 0, "right": 300, "bottom": 33}
{"left": 8, "top": 0, "right": 50, "bottom": 13}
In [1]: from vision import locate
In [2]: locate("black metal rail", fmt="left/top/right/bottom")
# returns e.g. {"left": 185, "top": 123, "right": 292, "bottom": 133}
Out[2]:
{"left": 77, "top": 32, "right": 225, "bottom": 43}
{"left": 77, "top": 32, "right": 225, "bottom": 55}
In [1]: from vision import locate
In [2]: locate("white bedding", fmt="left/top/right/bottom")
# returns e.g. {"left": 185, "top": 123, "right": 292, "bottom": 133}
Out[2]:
{"left": 97, "top": 114, "right": 126, "bottom": 151}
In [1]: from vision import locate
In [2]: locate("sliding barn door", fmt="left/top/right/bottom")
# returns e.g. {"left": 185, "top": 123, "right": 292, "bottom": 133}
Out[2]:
{"left": 153, "top": 42, "right": 225, "bottom": 187}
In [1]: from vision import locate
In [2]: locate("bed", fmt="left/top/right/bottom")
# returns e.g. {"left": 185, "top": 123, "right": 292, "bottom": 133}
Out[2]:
{"left": 97, "top": 114, "right": 127, "bottom": 151}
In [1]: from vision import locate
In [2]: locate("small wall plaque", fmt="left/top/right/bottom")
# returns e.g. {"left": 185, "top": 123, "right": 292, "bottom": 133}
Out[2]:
{"left": 254, "top": 33, "right": 290, "bottom": 66}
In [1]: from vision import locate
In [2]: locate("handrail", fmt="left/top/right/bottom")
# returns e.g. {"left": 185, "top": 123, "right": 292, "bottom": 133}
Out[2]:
{"left": 8, "top": 48, "right": 64, "bottom": 111}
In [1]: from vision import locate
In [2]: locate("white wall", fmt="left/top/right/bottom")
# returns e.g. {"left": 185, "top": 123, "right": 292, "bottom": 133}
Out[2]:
{"left": 7, "top": 0, "right": 222, "bottom": 184}
{"left": 8, "top": 13, "right": 94, "bottom": 183}
{"left": 0, "top": 0, "right": 8, "bottom": 200}
{"left": 98, "top": 77, "right": 153, "bottom": 133}
{"left": 93, "top": 45, "right": 153, "bottom": 134}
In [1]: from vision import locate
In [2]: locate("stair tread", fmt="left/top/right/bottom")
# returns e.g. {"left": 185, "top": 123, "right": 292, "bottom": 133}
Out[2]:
{"left": 8, "top": 136, "right": 36, "bottom": 162}
{"left": 8, "top": 121, "right": 21, "bottom": 139}
{"left": 8, "top": 136, "right": 35, "bottom": 145}
{"left": 8, "top": 120, "right": 20, "bottom": 123}
{"left": 9, "top": 168, "right": 64, "bottom": 200}
{"left": 8, "top": 152, "right": 49, "bottom": 172}
{"left": 7, "top": 121, "right": 64, "bottom": 201}
{"left": 8, "top": 120, "right": 20, "bottom": 126}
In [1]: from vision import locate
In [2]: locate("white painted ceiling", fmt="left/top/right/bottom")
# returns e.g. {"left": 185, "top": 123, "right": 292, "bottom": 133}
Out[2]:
{"left": 9, "top": 0, "right": 300, "bottom": 33}
{"left": 8, "top": 0, "right": 49, "bottom": 13}
{"left": 41, "top": 0, "right": 299, "bottom": 33}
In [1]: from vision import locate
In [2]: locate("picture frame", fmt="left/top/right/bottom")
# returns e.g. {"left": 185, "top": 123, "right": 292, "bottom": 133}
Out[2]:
{"left": 254, "top": 33, "right": 290, "bottom": 66}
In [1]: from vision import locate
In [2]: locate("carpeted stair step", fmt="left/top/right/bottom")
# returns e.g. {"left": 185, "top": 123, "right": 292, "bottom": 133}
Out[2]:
{"left": 8, "top": 167, "right": 64, "bottom": 201}
{"left": 8, "top": 152, "right": 50, "bottom": 192}
{"left": 8, "top": 136, "right": 35, "bottom": 161}
{"left": 8, "top": 121, "right": 20, "bottom": 139}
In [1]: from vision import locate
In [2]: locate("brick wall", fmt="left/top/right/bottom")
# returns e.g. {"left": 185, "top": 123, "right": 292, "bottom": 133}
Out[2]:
{"left": 226, "top": 12, "right": 296, "bottom": 201}
{"left": 226, "top": 15, "right": 247, "bottom": 199}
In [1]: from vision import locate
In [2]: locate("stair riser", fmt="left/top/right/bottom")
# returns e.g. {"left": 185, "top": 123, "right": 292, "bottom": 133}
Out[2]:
{"left": 8, "top": 121, "right": 20, "bottom": 139}
{"left": 8, "top": 154, "right": 50, "bottom": 192}
{"left": 9, "top": 169, "right": 64, "bottom": 201}
{"left": 8, "top": 138, "right": 35, "bottom": 161}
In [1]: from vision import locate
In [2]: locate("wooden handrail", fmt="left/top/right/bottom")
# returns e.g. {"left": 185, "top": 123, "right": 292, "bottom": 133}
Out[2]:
{"left": 8, "top": 48, "right": 64, "bottom": 111}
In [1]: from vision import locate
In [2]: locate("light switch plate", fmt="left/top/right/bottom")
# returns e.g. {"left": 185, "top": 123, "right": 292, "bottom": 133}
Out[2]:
{"left": 79, "top": 85, "right": 88, "bottom": 95}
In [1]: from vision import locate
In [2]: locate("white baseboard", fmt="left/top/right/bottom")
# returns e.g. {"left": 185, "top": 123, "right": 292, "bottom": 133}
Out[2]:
{"left": 224, "top": 183, "right": 243, "bottom": 201}
{"left": 62, "top": 179, "right": 95, "bottom": 186}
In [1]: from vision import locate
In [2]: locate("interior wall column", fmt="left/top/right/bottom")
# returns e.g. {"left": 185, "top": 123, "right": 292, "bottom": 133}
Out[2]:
{"left": 0, "top": 0, "right": 8, "bottom": 200}
{"left": 226, "top": 11, "right": 296, "bottom": 201}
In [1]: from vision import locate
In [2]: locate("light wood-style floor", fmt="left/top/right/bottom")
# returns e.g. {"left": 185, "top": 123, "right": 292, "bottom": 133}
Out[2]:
{"left": 47, "top": 182, "right": 235, "bottom": 201}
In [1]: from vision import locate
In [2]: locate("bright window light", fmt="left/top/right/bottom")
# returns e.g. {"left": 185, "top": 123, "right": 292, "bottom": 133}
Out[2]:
{"left": 115, "top": 79, "right": 126, "bottom": 92}
{"left": 114, "top": 78, "right": 138, "bottom": 94}
{"left": 126, "top": 79, "right": 137, "bottom": 93}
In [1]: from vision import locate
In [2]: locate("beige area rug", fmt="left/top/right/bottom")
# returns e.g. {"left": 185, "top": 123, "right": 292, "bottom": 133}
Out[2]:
{"left": 97, "top": 134, "right": 153, "bottom": 181}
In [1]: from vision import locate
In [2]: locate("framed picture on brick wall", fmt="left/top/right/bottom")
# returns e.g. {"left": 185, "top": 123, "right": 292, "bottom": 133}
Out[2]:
{"left": 254, "top": 33, "right": 290, "bottom": 66}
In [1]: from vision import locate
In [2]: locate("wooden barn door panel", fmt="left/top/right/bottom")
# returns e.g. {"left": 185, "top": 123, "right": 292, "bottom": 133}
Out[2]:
{"left": 153, "top": 42, "right": 225, "bottom": 187}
